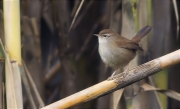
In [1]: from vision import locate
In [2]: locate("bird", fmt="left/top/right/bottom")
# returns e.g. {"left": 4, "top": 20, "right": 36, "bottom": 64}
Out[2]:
{"left": 94, "top": 26, "right": 152, "bottom": 75}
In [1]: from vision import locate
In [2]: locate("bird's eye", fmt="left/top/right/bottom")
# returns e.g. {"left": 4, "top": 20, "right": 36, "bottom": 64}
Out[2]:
{"left": 102, "top": 34, "right": 110, "bottom": 37}
{"left": 101, "top": 34, "right": 111, "bottom": 37}
{"left": 103, "top": 35, "right": 107, "bottom": 37}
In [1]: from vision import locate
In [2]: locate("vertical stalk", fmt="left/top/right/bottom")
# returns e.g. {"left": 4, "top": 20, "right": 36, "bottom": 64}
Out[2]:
{"left": 3, "top": 0, "right": 23, "bottom": 108}
{"left": 3, "top": 0, "right": 21, "bottom": 64}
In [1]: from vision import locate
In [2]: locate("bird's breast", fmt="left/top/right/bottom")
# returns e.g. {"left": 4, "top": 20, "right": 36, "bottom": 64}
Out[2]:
{"left": 98, "top": 42, "right": 136, "bottom": 69}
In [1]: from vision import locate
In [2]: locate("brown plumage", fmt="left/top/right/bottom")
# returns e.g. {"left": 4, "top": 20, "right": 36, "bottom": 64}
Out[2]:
{"left": 94, "top": 26, "right": 152, "bottom": 71}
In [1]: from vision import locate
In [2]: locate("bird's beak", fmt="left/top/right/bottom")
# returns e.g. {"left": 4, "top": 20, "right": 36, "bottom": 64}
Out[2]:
{"left": 94, "top": 34, "right": 99, "bottom": 37}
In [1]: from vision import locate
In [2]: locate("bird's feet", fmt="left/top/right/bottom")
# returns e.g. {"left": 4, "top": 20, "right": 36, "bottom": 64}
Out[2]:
{"left": 123, "top": 67, "right": 129, "bottom": 78}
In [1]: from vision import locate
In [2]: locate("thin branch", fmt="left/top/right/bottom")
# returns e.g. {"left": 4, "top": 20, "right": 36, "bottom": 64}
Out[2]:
{"left": 41, "top": 49, "right": 180, "bottom": 109}
{"left": 68, "top": 0, "right": 85, "bottom": 33}
{"left": 20, "top": 67, "right": 36, "bottom": 109}
{"left": 172, "top": 0, "right": 179, "bottom": 38}
{"left": 22, "top": 60, "right": 45, "bottom": 107}
{"left": 73, "top": 1, "right": 93, "bottom": 28}
{"left": 47, "top": 86, "right": 60, "bottom": 104}
{"left": 71, "top": 1, "right": 81, "bottom": 17}
{"left": 45, "top": 60, "right": 61, "bottom": 84}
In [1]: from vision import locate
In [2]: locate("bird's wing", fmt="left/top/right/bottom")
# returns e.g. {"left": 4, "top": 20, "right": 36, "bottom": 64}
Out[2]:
{"left": 114, "top": 36, "right": 143, "bottom": 51}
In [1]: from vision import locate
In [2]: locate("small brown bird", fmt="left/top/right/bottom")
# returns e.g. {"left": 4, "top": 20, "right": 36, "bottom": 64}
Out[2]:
{"left": 94, "top": 26, "right": 152, "bottom": 75}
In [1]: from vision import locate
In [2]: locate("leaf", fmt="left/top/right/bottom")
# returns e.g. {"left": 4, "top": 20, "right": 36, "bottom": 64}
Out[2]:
{"left": 141, "top": 83, "right": 180, "bottom": 101}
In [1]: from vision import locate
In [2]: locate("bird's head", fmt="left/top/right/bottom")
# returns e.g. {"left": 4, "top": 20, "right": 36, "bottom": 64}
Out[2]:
{"left": 94, "top": 29, "right": 118, "bottom": 43}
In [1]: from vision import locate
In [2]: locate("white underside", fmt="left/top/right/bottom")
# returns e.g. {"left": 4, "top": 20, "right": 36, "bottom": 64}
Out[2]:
{"left": 98, "top": 42, "right": 135, "bottom": 69}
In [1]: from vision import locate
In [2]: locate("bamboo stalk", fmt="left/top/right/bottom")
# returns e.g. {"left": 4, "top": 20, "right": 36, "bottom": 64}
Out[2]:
{"left": 3, "top": 0, "right": 22, "bottom": 108}
{"left": 11, "top": 62, "right": 23, "bottom": 108}
{"left": 3, "top": 0, "right": 21, "bottom": 65}
{"left": 41, "top": 49, "right": 180, "bottom": 109}
{"left": 5, "top": 53, "right": 17, "bottom": 108}
{"left": 1, "top": 40, "right": 23, "bottom": 108}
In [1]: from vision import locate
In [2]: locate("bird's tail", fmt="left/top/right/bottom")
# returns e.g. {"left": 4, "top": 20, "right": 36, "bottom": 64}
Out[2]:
{"left": 131, "top": 26, "right": 152, "bottom": 43}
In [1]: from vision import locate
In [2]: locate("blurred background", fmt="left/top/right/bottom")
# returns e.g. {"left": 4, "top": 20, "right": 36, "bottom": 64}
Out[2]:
{"left": 0, "top": 0, "right": 180, "bottom": 109}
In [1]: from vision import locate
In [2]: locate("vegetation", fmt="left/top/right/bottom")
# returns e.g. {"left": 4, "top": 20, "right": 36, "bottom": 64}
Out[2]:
{"left": 0, "top": 0, "right": 179, "bottom": 108}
